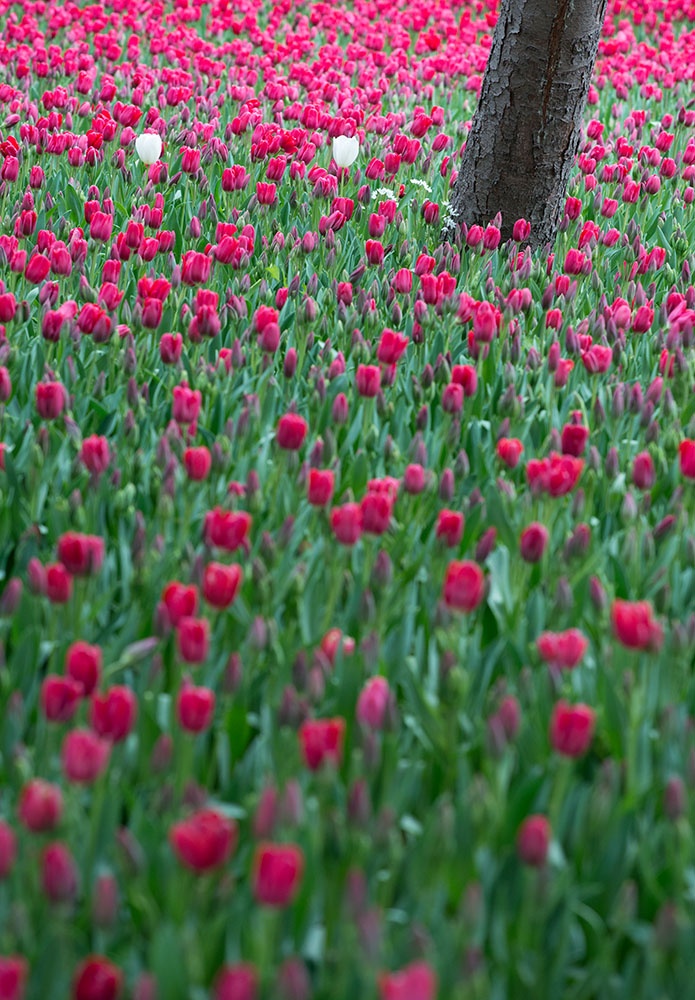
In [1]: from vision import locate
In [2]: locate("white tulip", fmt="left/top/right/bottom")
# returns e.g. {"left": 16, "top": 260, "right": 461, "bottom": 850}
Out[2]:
{"left": 332, "top": 135, "right": 359, "bottom": 169}
{"left": 135, "top": 132, "right": 163, "bottom": 165}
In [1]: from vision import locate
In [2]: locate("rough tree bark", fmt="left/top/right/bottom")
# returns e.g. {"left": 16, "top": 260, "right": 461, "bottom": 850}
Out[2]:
{"left": 446, "top": 0, "right": 609, "bottom": 251}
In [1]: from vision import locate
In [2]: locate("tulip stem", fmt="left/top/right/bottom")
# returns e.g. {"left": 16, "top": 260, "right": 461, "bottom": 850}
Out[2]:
{"left": 175, "top": 733, "right": 194, "bottom": 805}
{"left": 86, "top": 772, "right": 107, "bottom": 889}
{"left": 321, "top": 545, "right": 345, "bottom": 635}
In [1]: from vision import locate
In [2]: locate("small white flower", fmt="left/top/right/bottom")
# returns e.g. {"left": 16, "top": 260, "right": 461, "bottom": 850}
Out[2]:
{"left": 135, "top": 132, "right": 163, "bottom": 165}
{"left": 332, "top": 135, "right": 359, "bottom": 168}
{"left": 373, "top": 187, "right": 396, "bottom": 200}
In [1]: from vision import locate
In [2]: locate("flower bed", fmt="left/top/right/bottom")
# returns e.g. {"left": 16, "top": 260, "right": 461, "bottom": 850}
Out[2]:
{"left": 0, "top": 0, "right": 695, "bottom": 996}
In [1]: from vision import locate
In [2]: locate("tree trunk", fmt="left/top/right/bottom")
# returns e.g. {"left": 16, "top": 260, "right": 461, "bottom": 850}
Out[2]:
{"left": 446, "top": 0, "right": 609, "bottom": 251}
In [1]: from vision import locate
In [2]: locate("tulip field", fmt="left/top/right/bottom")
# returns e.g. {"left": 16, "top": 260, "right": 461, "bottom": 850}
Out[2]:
{"left": 3, "top": 0, "right": 695, "bottom": 996}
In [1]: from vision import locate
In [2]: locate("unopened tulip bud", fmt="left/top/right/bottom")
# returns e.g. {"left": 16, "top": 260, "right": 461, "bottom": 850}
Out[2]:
{"left": 0, "top": 578, "right": 22, "bottom": 616}
{"left": 222, "top": 652, "right": 242, "bottom": 694}
{"left": 150, "top": 734, "right": 173, "bottom": 773}
{"left": 133, "top": 974, "right": 158, "bottom": 1000}
{"left": 347, "top": 778, "right": 371, "bottom": 827}
{"left": 589, "top": 575, "right": 606, "bottom": 612}
{"left": 277, "top": 958, "right": 310, "bottom": 1000}
{"left": 475, "top": 527, "right": 497, "bottom": 562}
{"left": 92, "top": 872, "right": 119, "bottom": 926}
{"left": 439, "top": 468, "right": 454, "bottom": 501}
{"left": 653, "top": 901, "right": 679, "bottom": 951}
{"left": 371, "top": 549, "right": 393, "bottom": 587}
{"left": 664, "top": 776, "right": 686, "bottom": 820}
{"left": 605, "top": 447, "right": 619, "bottom": 479}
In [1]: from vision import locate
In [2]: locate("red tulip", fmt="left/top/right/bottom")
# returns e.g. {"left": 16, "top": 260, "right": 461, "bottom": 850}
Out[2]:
{"left": 451, "top": 364, "right": 477, "bottom": 396}
{"left": 202, "top": 563, "right": 243, "bottom": 609}
{"left": 65, "top": 641, "right": 102, "bottom": 696}
{"left": 214, "top": 964, "right": 258, "bottom": 1000}
{"left": 355, "top": 364, "right": 381, "bottom": 398}
{"left": 679, "top": 439, "right": 695, "bottom": 479}
{"left": 41, "top": 675, "right": 83, "bottom": 722}
{"left": 379, "top": 961, "right": 437, "bottom": 1000}
{"left": 0, "top": 293, "right": 16, "bottom": 323}
{"left": 441, "top": 382, "right": 463, "bottom": 414}
{"left": 89, "top": 212, "right": 113, "bottom": 242}
{"left": 519, "top": 522, "right": 549, "bottom": 563}
{"left": 526, "top": 453, "right": 583, "bottom": 497}
{"left": 442, "top": 560, "right": 484, "bottom": 612}
{"left": 61, "top": 729, "right": 111, "bottom": 783}
{"left": 403, "top": 464, "right": 426, "bottom": 494}
{"left": 549, "top": 700, "right": 595, "bottom": 757}
{"left": 161, "top": 582, "right": 198, "bottom": 626}
{"left": 632, "top": 451, "right": 655, "bottom": 490}
{"left": 183, "top": 446, "right": 212, "bottom": 481}
{"left": 377, "top": 329, "right": 409, "bottom": 364}
{"left": 560, "top": 423, "right": 589, "bottom": 457}
{"left": 320, "top": 628, "right": 355, "bottom": 667}
{"left": 73, "top": 956, "right": 122, "bottom": 1000}
{"left": 536, "top": 629, "right": 588, "bottom": 671}
{"left": 365, "top": 240, "right": 384, "bottom": 266}
{"left": 435, "top": 509, "right": 464, "bottom": 547}
{"left": 24, "top": 253, "right": 51, "bottom": 284}
{"left": 18, "top": 779, "right": 63, "bottom": 832}
{"left": 252, "top": 842, "right": 304, "bottom": 907}
{"left": 496, "top": 437, "right": 523, "bottom": 468}
{"left": 172, "top": 383, "right": 202, "bottom": 424}
{"left": 277, "top": 413, "right": 308, "bottom": 451}
{"left": 141, "top": 297, "right": 163, "bottom": 329}
{"left": 35, "top": 381, "right": 65, "bottom": 419}
{"left": 160, "top": 333, "right": 183, "bottom": 364}
{"left": 204, "top": 507, "right": 252, "bottom": 551}
{"left": 330, "top": 503, "right": 362, "bottom": 545}
{"left": 45, "top": 563, "right": 73, "bottom": 603}
{"left": 581, "top": 344, "right": 612, "bottom": 373}
{"left": 181, "top": 250, "right": 211, "bottom": 285}
{"left": 393, "top": 269, "right": 412, "bottom": 294}
{"left": 360, "top": 492, "right": 392, "bottom": 535}
{"left": 632, "top": 305, "right": 653, "bottom": 333}
{"left": 356, "top": 676, "right": 392, "bottom": 730}
{"left": 177, "top": 681, "right": 215, "bottom": 733}
{"left": 78, "top": 304, "right": 111, "bottom": 340}
{"left": 307, "top": 469, "right": 335, "bottom": 506}
{"left": 298, "top": 717, "right": 345, "bottom": 770}
{"left": 176, "top": 616, "right": 210, "bottom": 663}
{"left": 611, "top": 599, "right": 663, "bottom": 651}
{"left": 80, "top": 435, "right": 111, "bottom": 475}
{"left": 0, "top": 956, "right": 27, "bottom": 1000}
{"left": 57, "top": 532, "right": 104, "bottom": 576}
{"left": 473, "top": 301, "right": 497, "bottom": 343}
{"left": 169, "top": 809, "right": 237, "bottom": 872}
{"left": 90, "top": 686, "right": 138, "bottom": 742}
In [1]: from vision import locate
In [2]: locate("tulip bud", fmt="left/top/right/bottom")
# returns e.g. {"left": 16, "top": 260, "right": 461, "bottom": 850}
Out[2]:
{"left": 347, "top": 778, "right": 371, "bottom": 827}
{"left": 92, "top": 872, "right": 119, "bottom": 926}
{"left": 664, "top": 776, "right": 686, "bottom": 820}
{"left": 0, "top": 577, "right": 22, "bottom": 616}
{"left": 276, "top": 958, "right": 310, "bottom": 1000}
{"left": 589, "top": 575, "right": 606, "bottom": 612}
{"left": 439, "top": 468, "right": 454, "bottom": 501}
{"left": 517, "top": 815, "right": 550, "bottom": 867}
